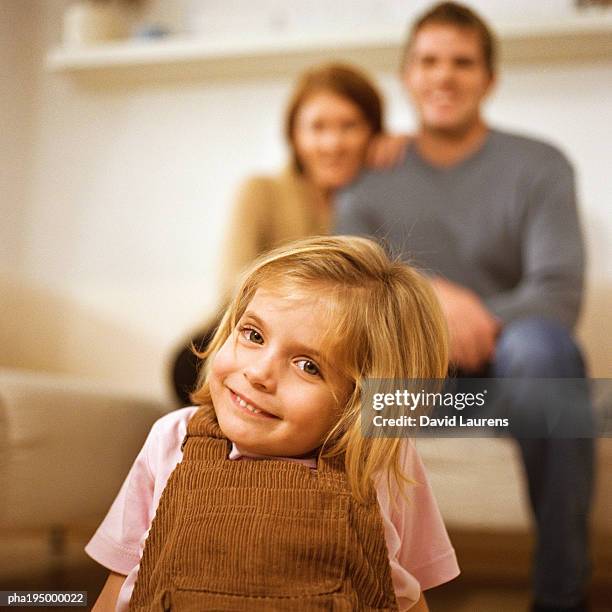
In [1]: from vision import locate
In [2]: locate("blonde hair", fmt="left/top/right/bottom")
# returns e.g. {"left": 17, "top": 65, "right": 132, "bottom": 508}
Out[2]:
{"left": 192, "top": 236, "right": 448, "bottom": 502}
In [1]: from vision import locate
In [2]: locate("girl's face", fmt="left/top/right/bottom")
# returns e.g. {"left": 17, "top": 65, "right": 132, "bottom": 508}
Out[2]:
{"left": 293, "top": 91, "right": 372, "bottom": 193}
{"left": 209, "top": 288, "right": 351, "bottom": 457}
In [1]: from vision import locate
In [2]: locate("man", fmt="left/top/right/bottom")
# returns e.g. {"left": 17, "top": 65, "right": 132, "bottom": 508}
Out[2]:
{"left": 336, "top": 3, "right": 594, "bottom": 611}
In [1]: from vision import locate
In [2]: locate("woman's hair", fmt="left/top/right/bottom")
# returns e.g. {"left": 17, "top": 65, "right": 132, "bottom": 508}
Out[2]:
{"left": 192, "top": 236, "right": 448, "bottom": 502}
{"left": 284, "top": 63, "right": 384, "bottom": 173}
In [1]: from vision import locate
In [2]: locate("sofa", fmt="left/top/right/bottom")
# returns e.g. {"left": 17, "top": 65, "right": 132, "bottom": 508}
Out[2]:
{"left": 417, "top": 425, "right": 612, "bottom": 585}
{"left": 0, "top": 368, "right": 166, "bottom": 582}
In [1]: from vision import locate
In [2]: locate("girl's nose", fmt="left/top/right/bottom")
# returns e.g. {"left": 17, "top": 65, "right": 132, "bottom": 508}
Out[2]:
{"left": 243, "top": 356, "right": 277, "bottom": 392}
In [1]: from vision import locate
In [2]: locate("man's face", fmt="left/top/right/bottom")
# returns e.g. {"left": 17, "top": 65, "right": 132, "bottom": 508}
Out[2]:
{"left": 403, "top": 24, "right": 494, "bottom": 135}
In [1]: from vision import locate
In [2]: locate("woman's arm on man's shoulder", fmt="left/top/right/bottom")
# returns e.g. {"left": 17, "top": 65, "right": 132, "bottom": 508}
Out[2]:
{"left": 366, "top": 133, "right": 411, "bottom": 169}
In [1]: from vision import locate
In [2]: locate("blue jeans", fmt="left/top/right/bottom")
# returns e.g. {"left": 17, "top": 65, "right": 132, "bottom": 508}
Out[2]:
{"left": 490, "top": 317, "right": 594, "bottom": 607}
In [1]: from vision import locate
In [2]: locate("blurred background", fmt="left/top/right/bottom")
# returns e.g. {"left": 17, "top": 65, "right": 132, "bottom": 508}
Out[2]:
{"left": 2, "top": 0, "right": 611, "bottom": 399}
{"left": 1, "top": 0, "right": 611, "bottom": 608}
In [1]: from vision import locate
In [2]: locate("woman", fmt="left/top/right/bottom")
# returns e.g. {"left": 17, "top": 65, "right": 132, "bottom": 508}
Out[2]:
{"left": 172, "top": 63, "right": 407, "bottom": 404}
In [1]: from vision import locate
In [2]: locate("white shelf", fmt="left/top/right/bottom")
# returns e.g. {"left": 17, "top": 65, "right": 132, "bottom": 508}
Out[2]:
{"left": 46, "top": 14, "right": 612, "bottom": 81}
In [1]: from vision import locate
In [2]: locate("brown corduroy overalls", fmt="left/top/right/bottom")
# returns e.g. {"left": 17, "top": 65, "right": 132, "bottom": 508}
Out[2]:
{"left": 129, "top": 408, "right": 399, "bottom": 611}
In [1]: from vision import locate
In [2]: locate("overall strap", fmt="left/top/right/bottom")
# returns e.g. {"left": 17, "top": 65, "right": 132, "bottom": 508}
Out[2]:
{"left": 183, "top": 406, "right": 348, "bottom": 478}
{"left": 182, "top": 406, "right": 230, "bottom": 460}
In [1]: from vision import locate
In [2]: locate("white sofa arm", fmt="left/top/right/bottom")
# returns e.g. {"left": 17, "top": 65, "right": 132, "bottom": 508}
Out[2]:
{"left": 0, "top": 368, "right": 167, "bottom": 532}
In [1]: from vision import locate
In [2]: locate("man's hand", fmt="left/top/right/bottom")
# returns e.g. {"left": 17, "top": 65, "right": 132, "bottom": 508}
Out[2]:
{"left": 430, "top": 277, "right": 501, "bottom": 373}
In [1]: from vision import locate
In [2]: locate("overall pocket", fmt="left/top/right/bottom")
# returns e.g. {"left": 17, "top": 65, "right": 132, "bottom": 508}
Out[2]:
{"left": 164, "top": 588, "right": 355, "bottom": 611}
{"left": 171, "top": 487, "right": 350, "bottom": 598}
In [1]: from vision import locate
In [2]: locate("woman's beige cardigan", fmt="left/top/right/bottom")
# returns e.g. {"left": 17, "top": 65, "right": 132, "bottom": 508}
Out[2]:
{"left": 220, "top": 165, "right": 332, "bottom": 299}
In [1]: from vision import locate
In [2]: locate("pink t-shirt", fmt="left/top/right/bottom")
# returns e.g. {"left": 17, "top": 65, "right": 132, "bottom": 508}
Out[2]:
{"left": 85, "top": 407, "right": 459, "bottom": 611}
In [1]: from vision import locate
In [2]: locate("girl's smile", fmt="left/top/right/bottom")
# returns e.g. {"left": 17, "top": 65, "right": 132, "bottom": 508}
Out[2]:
{"left": 209, "top": 288, "right": 351, "bottom": 457}
{"left": 228, "top": 388, "right": 279, "bottom": 419}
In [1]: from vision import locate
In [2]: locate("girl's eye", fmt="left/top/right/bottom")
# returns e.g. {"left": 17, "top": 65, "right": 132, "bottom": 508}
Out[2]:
{"left": 241, "top": 327, "right": 264, "bottom": 345}
{"left": 296, "top": 359, "right": 321, "bottom": 377}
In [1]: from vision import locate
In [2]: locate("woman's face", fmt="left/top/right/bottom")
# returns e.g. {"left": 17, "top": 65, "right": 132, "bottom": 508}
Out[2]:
{"left": 293, "top": 91, "right": 373, "bottom": 192}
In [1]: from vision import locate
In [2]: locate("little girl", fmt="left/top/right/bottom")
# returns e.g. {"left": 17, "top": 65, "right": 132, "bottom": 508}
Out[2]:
{"left": 87, "top": 236, "right": 459, "bottom": 611}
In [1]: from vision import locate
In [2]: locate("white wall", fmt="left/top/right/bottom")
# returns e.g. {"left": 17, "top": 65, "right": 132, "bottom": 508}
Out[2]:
{"left": 0, "top": 1, "right": 36, "bottom": 275}
{"left": 3, "top": 1, "right": 610, "bottom": 402}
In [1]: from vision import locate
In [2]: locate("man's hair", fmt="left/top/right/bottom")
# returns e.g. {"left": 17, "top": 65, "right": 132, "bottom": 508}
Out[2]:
{"left": 403, "top": 1, "right": 497, "bottom": 75}
{"left": 284, "top": 63, "right": 384, "bottom": 172}
{"left": 192, "top": 236, "right": 448, "bottom": 502}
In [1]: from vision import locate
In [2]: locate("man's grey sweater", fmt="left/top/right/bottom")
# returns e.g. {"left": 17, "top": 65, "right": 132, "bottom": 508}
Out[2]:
{"left": 335, "top": 129, "right": 584, "bottom": 329}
